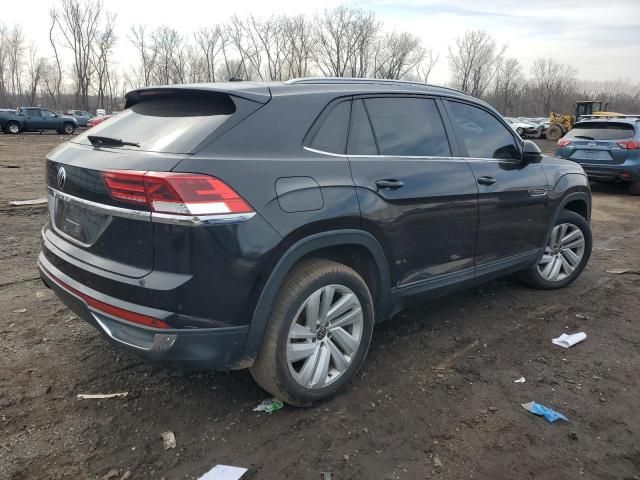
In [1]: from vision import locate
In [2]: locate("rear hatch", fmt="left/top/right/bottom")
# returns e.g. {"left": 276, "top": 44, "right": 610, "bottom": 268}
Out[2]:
{"left": 563, "top": 121, "right": 635, "bottom": 164}
{"left": 45, "top": 86, "right": 269, "bottom": 278}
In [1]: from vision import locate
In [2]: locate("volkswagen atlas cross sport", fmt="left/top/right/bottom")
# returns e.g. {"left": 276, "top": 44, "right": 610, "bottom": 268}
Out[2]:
{"left": 555, "top": 117, "right": 640, "bottom": 195}
{"left": 39, "top": 78, "right": 592, "bottom": 406}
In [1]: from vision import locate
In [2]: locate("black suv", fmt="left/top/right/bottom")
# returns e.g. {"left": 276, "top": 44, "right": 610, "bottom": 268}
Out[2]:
{"left": 39, "top": 78, "right": 592, "bottom": 406}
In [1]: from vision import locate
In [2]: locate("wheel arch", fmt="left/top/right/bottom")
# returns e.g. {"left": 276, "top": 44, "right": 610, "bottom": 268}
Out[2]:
{"left": 241, "top": 229, "right": 392, "bottom": 365}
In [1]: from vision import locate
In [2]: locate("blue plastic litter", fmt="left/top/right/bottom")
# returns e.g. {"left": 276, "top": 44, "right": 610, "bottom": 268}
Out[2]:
{"left": 521, "top": 401, "right": 568, "bottom": 423}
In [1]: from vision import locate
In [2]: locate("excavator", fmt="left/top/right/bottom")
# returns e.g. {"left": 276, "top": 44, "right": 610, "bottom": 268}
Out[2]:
{"left": 546, "top": 100, "right": 622, "bottom": 140}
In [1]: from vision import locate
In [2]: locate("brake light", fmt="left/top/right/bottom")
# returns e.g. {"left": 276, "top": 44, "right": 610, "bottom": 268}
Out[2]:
{"left": 617, "top": 140, "right": 640, "bottom": 150}
{"left": 102, "top": 171, "right": 253, "bottom": 215}
{"left": 557, "top": 138, "right": 572, "bottom": 147}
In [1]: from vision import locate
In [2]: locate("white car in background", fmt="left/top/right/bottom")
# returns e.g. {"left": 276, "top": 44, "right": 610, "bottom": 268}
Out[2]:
{"left": 504, "top": 117, "right": 541, "bottom": 137}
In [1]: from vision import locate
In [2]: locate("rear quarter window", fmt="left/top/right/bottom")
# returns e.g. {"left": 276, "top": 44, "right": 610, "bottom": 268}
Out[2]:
{"left": 308, "top": 100, "right": 351, "bottom": 154}
{"left": 567, "top": 122, "right": 635, "bottom": 140}
{"left": 72, "top": 93, "right": 236, "bottom": 154}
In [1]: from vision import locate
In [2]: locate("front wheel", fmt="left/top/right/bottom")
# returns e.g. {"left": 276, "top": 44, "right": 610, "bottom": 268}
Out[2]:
{"left": 519, "top": 210, "right": 592, "bottom": 289}
{"left": 250, "top": 259, "right": 374, "bottom": 406}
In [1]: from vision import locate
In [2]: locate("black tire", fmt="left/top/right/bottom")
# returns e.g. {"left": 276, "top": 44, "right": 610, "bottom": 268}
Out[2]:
{"left": 63, "top": 123, "right": 75, "bottom": 135}
{"left": 519, "top": 210, "right": 592, "bottom": 290}
{"left": 6, "top": 121, "right": 21, "bottom": 134}
{"left": 516, "top": 127, "right": 524, "bottom": 136}
{"left": 628, "top": 181, "right": 640, "bottom": 196}
{"left": 250, "top": 258, "right": 374, "bottom": 407}
{"left": 546, "top": 124, "right": 564, "bottom": 141}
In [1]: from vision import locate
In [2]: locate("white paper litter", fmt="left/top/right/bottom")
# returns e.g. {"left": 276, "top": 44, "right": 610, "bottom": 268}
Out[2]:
{"left": 552, "top": 332, "right": 587, "bottom": 348}
{"left": 77, "top": 392, "right": 128, "bottom": 399}
{"left": 160, "top": 431, "right": 176, "bottom": 449}
{"left": 606, "top": 268, "right": 640, "bottom": 275}
{"left": 198, "top": 465, "right": 247, "bottom": 480}
{"left": 12, "top": 308, "right": 27, "bottom": 313}
{"left": 514, "top": 377, "right": 526, "bottom": 383}
{"left": 9, "top": 198, "right": 47, "bottom": 206}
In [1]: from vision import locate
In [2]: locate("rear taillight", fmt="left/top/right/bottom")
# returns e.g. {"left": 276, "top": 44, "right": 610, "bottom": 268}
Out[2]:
{"left": 102, "top": 171, "right": 253, "bottom": 216}
{"left": 557, "top": 138, "right": 572, "bottom": 147}
{"left": 617, "top": 140, "right": 640, "bottom": 150}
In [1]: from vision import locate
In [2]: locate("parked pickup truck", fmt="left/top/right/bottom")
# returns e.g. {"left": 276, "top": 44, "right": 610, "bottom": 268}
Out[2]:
{"left": 1, "top": 107, "right": 78, "bottom": 134}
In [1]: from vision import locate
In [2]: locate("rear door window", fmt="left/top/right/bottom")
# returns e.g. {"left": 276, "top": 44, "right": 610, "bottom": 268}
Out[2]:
{"left": 308, "top": 100, "right": 351, "bottom": 154}
{"left": 347, "top": 99, "right": 378, "bottom": 155}
{"left": 72, "top": 93, "right": 236, "bottom": 154}
{"left": 447, "top": 101, "right": 520, "bottom": 160}
{"left": 363, "top": 97, "right": 450, "bottom": 156}
{"left": 566, "top": 122, "right": 635, "bottom": 140}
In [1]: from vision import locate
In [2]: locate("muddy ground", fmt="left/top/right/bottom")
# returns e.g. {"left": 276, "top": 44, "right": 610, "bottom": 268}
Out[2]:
{"left": 0, "top": 134, "right": 639, "bottom": 480}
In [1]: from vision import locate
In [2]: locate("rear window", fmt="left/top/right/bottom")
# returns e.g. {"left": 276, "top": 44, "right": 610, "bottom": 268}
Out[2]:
{"left": 566, "top": 122, "right": 635, "bottom": 140}
{"left": 73, "top": 93, "right": 236, "bottom": 153}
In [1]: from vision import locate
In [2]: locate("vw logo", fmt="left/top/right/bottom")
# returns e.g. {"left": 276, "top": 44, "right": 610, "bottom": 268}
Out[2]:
{"left": 587, "top": 142, "right": 597, "bottom": 148}
{"left": 57, "top": 167, "right": 67, "bottom": 189}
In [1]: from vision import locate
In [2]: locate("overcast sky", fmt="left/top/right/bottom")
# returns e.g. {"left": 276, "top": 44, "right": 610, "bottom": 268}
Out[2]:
{"left": 3, "top": 0, "right": 640, "bottom": 84}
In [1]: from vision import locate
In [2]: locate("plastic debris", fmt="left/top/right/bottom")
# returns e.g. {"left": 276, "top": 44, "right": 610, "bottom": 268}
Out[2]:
{"left": 160, "top": 431, "right": 176, "bottom": 450}
{"left": 322, "top": 472, "right": 333, "bottom": 480}
{"left": 12, "top": 308, "right": 27, "bottom": 313}
{"left": 9, "top": 198, "right": 47, "bottom": 206}
{"left": 433, "top": 455, "right": 443, "bottom": 468}
{"left": 77, "top": 392, "right": 128, "bottom": 399}
{"left": 606, "top": 268, "right": 640, "bottom": 275}
{"left": 253, "top": 398, "right": 284, "bottom": 413}
{"left": 521, "top": 401, "right": 568, "bottom": 423}
{"left": 514, "top": 377, "right": 526, "bottom": 383}
{"left": 198, "top": 465, "right": 247, "bottom": 480}
{"left": 552, "top": 332, "right": 587, "bottom": 348}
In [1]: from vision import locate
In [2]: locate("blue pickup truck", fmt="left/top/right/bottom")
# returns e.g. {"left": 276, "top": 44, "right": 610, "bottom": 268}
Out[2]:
{"left": 0, "top": 107, "right": 78, "bottom": 134}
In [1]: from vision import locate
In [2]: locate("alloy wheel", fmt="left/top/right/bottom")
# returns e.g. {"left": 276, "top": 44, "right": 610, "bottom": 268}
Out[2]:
{"left": 8, "top": 123, "right": 19, "bottom": 134}
{"left": 286, "top": 284, "right": 363, "bottom": 389}
{"left": 537, "top": 222, "right": 585, "bottom": 282}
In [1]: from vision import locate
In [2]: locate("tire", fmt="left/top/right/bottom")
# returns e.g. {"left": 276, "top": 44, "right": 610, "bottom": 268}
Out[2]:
{"left": 546, "top": 124, "right": 564, "bottom": 141}
{"left": 63, "top": 123, "right": 75, "bottom": 135}
{"left": 629, "top": 181, "right": 640, "bottom": 196}
{"left": 516, "top": 127, "right": 524, "bottom": 136}
{"left": 6, "top": 121, "right": 20, "bottom": 134}
{"left": 519, "top": 210, "right": 592, "bottom": 290}
{"left": 250, "top": 258, "right": 374, "bottom": 407}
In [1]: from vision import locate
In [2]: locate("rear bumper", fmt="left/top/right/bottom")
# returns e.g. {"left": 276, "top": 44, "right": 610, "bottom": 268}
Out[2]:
{"left": 38, "top": 253, "right": 251, "bottom": 370}
{"left": 578, "top": 164, "right": 640, "bottom": 182}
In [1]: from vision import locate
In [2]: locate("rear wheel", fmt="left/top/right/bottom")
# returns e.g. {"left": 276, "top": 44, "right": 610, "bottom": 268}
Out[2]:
{"left": 6, "top": 121, "right": 20, "bottom": 134}
{"left": 63, "top": 123, "right": 75, "bottom": 135}
{"left": 519, "top": 210, "right": 591, "bottom": 289}
{"left": 546, "top": 124, "right": 564, "bottom": 141}
{"left": 250, "top": 259, "right": 374, "bottom": 406}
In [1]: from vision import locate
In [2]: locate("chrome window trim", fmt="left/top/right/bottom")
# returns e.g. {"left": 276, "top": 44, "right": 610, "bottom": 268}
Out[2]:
{"left": 303, "top": 145, "right": 465, "bottom": 160}
{"left": 47, "top": 186, "right": 255, "bottom": 226}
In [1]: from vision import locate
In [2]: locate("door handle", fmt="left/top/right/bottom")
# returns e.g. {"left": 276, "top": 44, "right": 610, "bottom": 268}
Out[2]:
{"left": 375, "top": 179, "right": 404, "bottom": 190}
{"left": 477, "top": 176, "right": 496, "bottom": 186}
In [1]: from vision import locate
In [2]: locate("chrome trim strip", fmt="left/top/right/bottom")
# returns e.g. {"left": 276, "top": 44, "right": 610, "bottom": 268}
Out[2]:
{"left": 47, "top": 187, "right": 151, "bottom": 222}
{"left": 303, "top": 146, "right": 465, "bottom": 160}
{"left": 151, "top": 212, "right": 256, "bottom": 226}
{"left": 47, "top": 187, "right": 256, "bottom": 226}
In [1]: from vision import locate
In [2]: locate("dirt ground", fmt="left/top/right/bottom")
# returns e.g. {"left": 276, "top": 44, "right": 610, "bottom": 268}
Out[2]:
{"left": 1, "top": 134, "right": 639, "bottom": 480}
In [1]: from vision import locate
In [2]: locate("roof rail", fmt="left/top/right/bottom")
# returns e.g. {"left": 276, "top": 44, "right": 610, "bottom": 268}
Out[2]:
{"left": 580, "top": 114, "right": 640, "bottom": 120}
{"left": 285, "top": 77, "right": 468, "bottom": 95}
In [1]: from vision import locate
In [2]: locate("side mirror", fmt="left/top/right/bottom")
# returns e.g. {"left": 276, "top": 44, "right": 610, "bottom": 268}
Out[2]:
{"left": 521, "top": 140, "right": 542, "bottom": 163}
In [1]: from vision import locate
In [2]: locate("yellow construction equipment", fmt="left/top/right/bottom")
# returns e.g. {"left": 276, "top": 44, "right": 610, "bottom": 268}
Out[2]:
{"left": 546, "top": 101, "right": 622, "bottom": 140}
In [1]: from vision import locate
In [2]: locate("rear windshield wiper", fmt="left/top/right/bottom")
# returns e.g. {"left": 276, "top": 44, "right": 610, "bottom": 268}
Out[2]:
{"left": 87, "top": 135, "right": 140, "bottom": 147}
{"left": 572, "top": 135, "right": 595, "bottom": 140}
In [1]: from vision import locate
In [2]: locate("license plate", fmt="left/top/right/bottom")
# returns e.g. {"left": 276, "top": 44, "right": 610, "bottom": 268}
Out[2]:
{"left": 51, "top": 195, "right": 111, "bottom": 246}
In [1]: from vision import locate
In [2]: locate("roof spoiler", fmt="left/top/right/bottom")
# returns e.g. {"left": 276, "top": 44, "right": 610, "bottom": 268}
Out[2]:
{"left": 125, "top": 82, "right": 272, "bottom": 108}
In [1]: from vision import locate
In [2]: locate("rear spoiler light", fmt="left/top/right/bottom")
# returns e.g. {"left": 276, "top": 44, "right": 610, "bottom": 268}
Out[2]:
{"left": 102, "top": 171, "right": 254, "bottom": 216}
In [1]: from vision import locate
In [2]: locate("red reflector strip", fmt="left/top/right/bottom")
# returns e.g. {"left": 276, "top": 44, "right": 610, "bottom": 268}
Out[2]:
{"left": 44, "top": 269, "right": 170, "bottom": 329}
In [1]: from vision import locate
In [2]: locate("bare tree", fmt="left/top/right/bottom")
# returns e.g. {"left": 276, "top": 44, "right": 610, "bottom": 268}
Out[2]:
{"left": 92, "top": 13, "right": 116, "bottom": 110}
{"left": 313, "top": 6, "right": 381, "bottom": 77}
{"left": 493, "top": 57, "right": 522, "bottom": 115}
{"left": 448, "top": 29, "right": 504, "bottom": 97}
{"left": 416, "top": 49, "right": 439, "bottom": 84}
{"left": 130, "top": 25, "right": 157, "bottom": 87}
{"left": 47, "top": 10, "right": 63, "bottom": 109}
{"left": 194, "top": 26, "right": 224, "bottom": 82}
{"left": 6, "top": 25, "right": 25, "bottom": 103}
{"left": 26, "top": 44, "right": 45, "bottom": 105}
{"left": 372, "top": 31, "right": 425, "bottom": 79}
{"left": 531, "top": 58, "right": 577, "bottom": 115}
{"left": 282, "top": 14, "right": 314, "bottom": 78}
{"left": 51, "top": 0, "right": 105, "bottom": 110}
